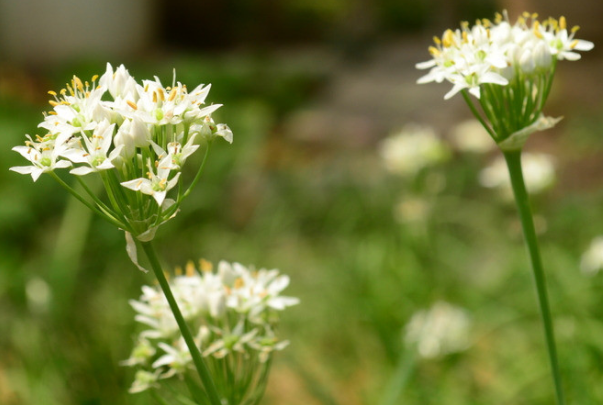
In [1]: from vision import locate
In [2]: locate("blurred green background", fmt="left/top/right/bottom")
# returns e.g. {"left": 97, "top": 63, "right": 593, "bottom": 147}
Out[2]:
{"left": 2, "top": 0, "right": 603, "bottom": 404}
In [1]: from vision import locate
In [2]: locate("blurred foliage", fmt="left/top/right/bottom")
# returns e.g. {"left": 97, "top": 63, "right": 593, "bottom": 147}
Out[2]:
{"left": 2, "top": 39, "right": 603, "bottom": 405}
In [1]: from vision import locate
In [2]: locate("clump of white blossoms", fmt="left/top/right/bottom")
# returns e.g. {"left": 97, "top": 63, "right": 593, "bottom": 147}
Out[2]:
{"left": 417, "top": 11, "right": 593, "bottom": 150}
{"left": 123, "top": 259, "right": 299, "bottom": 403}
{"left": 479, "top": 152, "right": 555, "bottom": 197}
{"left": 379, "top": 124, "right": 449, "bottom": 177}
{"left": 404, "top": 301, "right": 471, "bottom": 359}
{"left": 580, "top": 236, "right": 603, "bottom": 276}
{"left": 10, "top": 63, "right": 232, "bottom": 243}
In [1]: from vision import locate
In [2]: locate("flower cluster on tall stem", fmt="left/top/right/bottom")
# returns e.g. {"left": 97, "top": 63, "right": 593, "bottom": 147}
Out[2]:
{"left": 416, "top": 10, "right": 594, "bottom": 405}
{"left": 10, "top": 63, "right": 233, "bottom": 242}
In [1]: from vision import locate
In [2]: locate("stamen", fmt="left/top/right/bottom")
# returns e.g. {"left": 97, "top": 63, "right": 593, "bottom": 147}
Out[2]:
{"left": 199, "top": 259, "right": 213, "bottom": 273}
{"left": 185, "top": 261, "right": 196, "bottom": 277}
{"left": 48, "top": 90, "right": 57, "bottom": 96}
{"left": 559, "top": 16, "right": 566, "bottom": 30}
{"left": 127, "top": 100, "right": 138, "bottom": 110}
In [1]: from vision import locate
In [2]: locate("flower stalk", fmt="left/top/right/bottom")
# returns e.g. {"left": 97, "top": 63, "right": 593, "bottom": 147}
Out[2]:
{"left": 140, "top": 241, "right": 222, "bottom": 405}
{"left": 503, "top": 150, "right": 565, "bottom": 405}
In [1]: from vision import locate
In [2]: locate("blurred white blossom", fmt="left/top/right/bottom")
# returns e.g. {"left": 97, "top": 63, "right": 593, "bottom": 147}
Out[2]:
{"left": 450, "top": 119, "right": 495, "bottom": 153}
{"left": 580, "top": 236, "right": 603, "bottom": 276}
{"left": 379, "top": 124, "right": 449, "bottom": 176}
{"left": 124, "top": 259, "right": 298, "bottom": 401}
{"left": 405, "top": 301, "right": 471, "bottom": 359}
{"left": 479, "top": 153, "right": 555, "bottom": 197}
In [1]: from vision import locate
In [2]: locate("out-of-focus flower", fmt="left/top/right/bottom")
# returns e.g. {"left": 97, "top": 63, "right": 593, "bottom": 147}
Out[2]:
{"left": 379, "top": 124, "right": 449, "bottom": 177}
{"left": 394, "top": 197, "right": 430, "bottom": 224}
{"left": 417, "top": 12, "right": 593, "bottom": 149}
{"left": 450, "top": 119, "right": 495, "bottom": 153}
{"left": 404, "top": 301, "right": 471, "bottom": 359}
{"left": 580, "top": 236, "right": 603, "bottom": 276}
{"left": 124, "top": 259, "right": 298, "bottom": 403}
{"left": 479, "top": 153, "right": 555, "bottom": 197}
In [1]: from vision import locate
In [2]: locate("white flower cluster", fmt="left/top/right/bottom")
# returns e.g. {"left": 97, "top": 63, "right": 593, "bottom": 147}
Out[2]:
{"left": 10, "top": 64, "right": 232, "bottom": 239}
{"left": 123, "top": 259, "right": 299, "bottom": 398}
{"left": 417, "top": 11, "right": 594, "bottom": 100}
{"left": 379, "top": 124, "right": 449, "bottom": 177}
{"left": 405, "top": 301, "right": 472, "bottom": 359}
{"left": 580, "top": 236, "right": 603, "bottom": 276}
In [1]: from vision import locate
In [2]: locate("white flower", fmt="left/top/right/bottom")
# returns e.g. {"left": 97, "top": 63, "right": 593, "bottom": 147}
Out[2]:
{"left": 60, "top": 120, "right": 122, "bottom": 175}
{"left": 128, "top": 370, "right": 162, "bottom": 394}
{"left": 121, "top": 162, "right": 180, "bottom": 206}
{"left": 417, "top": 12, "right": 594, "bottom": 100}
{"left": 405, "top": 301, "right": 471, "bottom": 359}
{"left": 580, "top": 236, "right": 603, "bottom": 276}
{"left": 379, "top": 124, "right": 449, "bottom": 176}
{"left": 125, "top": 258, "right": 298, "bottom": 394}
{"left": 450, "top": 119, "right": 495, "bottom": 153}
{"left": 10, "top": 137, "right": 71, "bottom": 181}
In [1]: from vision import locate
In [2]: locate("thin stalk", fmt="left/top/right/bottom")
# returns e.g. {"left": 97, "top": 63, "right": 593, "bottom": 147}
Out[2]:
{"left": 502, "top": 150, "right": 565, "bottom": 405}
{"left": 461, "top": 90, "right": 496, "bottom": 139}
{"left": 181, "top": 142, "right": 212, "bottom": 201}
{"left": 379, "top": 350, "right": 415, "bottom": 405}
{"left": 140, "top": 241, "right": 222, "bottom": 405}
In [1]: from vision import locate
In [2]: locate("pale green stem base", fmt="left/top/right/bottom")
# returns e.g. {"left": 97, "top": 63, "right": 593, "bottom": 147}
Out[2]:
{"left": 503, "top": 150, "right": 565, "bottom": 405}
{"left": 379, "top": 351, "right": 415, "bottom": 405}
{"left": 140, "top": 241, "right": 222, "bottom": 405}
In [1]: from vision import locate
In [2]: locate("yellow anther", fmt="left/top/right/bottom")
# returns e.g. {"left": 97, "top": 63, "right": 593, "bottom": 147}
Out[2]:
{"left": 532, "top": 13, "right": 538, "bottom": 19}
{"left": 234, "top": 278, "right": 244, "bottom": 289}
{"left": 91, "top": 74, "right": 99, "bottom": 82}
{"left": 185, "top": 260, "right": 196, "bottom": 277}
{"left": 126, "top": 100, "right": 138, "bottom": 110}
{"left": 48, "top": 111, "right": 57, "bottom": 115}
{"left": 428, "top": 46, "right": 440, "bottom": 56}
{"left": 158, "top": 88, "right": 165, "bottom": 101}
{"left": 137, "top": 179, "right": 144, "bottom": 187}
{"left": 442, "top": 29, "right": 455, "bottom": 47}
{"left": 522, "top": 11, "right": 530, "bottom": 18}
{"left": 152, "top": 91, "right": 157, "bottom": 103}
{"left": 48, "top": 90, "right": 57, "bottom": 96}
{"left": 433, "top": 36, "right": 441, "bottom": 45}
{"left": 517, "top": 16, "right": 526, "bottom": 26}
{"left": 482, "top": 19, "right": 491, "bottom": 28}
{"left": 533, "top": 21, "right": 543, "bottom": 39}
{"left": 85, "top": 81, "right": 89, "bottom": 88}
{"left": 49, "top": 100, "right": 59, "bottom": 107}
{"left": 73, "top": 76, "right": 84, "bottom": 91}
{"left": 570, "top": 39, "right": 579, "bottom": 49}
{"left": 168, "top": 88, "right": 177, "bottom": 102}
{"left": 174, "top": 265, "right": 183, "bottom": 276}
{"left": 494, "top": 13, "right": 502, "bottom": 24}
{"left": 462, "top": 31, "right": 468, "bottom": 43}
{"left": 572, "top": 25, "right": 580, "bottom": 33}
{"left": 60, "top": 88, "right": 67, "bottom": 95}
{"left": 199, "top": 259, "right": 213, "bottom": 273}
{"left": 559, "top": 16, "right": 566, "bottom": 30}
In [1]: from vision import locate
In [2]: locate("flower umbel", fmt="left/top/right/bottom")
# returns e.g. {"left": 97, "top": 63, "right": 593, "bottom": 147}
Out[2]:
{"left": 10, "top": 64, "right": 233, "bottom": 242}
{"left": 123, "top": 259, "right": 299, "bottom": 404}
{"left": 417, "top": 11, "right": 593, "bottom": 148}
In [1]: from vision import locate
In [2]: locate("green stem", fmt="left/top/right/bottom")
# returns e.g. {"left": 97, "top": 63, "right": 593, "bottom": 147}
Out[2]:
{"left": 379, "top": 350, "right": 415, "bottom": 405}
{"left": 140, "top": 241, "right": 222, "bottom": 405}
{"left": 461, "top": 90, "right": 496, "bottom": 139}
{"left": 181, "top": 142, "right": 212, "bottom": 201}
{"left": 502, "top": 150, "right": 565, "bottom": 405}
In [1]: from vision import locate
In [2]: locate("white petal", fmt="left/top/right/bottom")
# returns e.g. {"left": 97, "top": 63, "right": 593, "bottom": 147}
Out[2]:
{"left": 70, "top": 166, "right": 95, "bottom": 176}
